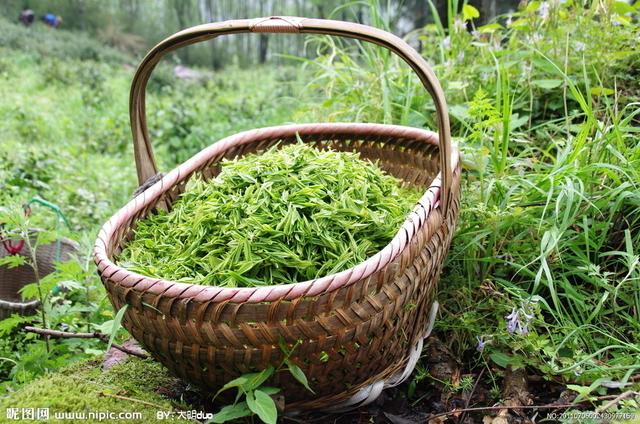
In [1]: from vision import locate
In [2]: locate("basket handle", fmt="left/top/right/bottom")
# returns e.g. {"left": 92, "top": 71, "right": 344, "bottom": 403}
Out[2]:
{"left": 130, "top": 17, "right": 453, "bottom": 211}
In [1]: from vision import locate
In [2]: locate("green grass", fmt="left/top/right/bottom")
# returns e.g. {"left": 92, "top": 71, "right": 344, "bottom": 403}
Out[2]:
{"left": 0, "top": 15, "right": 302, "bottom": 390}
{"left": 297, "top": 0, "right": 640, "bottom": 388}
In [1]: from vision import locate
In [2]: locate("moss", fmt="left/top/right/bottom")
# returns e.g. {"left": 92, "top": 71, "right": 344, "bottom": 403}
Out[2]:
{"left": 0, "top": 358, "right": 193, "bottom": 423}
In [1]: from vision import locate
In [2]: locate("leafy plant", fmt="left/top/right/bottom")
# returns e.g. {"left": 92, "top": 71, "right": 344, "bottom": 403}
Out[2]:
{"left": 297, "top": 0, "right": 640, "bottom": 387}
{"left": 210, "top": 341, "right": 314, "bottom": 424}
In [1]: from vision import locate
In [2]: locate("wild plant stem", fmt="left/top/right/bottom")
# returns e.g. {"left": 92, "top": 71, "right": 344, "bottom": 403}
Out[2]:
{"left": 24, "top": 233, "right": 50, "bottom": 353}
{"left": 23, "top": 326, "right": 148, "bottom": 359}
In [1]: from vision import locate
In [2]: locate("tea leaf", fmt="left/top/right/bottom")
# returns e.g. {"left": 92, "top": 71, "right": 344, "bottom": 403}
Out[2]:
{"left": 119, "top": 144, "right": 421, "bottom": 288}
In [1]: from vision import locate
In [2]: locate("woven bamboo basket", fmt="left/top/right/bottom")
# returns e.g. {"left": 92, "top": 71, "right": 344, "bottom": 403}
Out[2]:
{"left": 95, "top": 17, "right": 461, "bottom": 411}
{"left": 0, "top": 235, "right": 78, "bottom": 320}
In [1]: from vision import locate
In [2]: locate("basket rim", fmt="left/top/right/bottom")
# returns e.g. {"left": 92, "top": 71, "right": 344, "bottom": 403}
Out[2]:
{"left": 0, "top": 299, "right": 39, "bottom": 309}
{"left": 94, "top": 122, "right": 460, "bottom": 304}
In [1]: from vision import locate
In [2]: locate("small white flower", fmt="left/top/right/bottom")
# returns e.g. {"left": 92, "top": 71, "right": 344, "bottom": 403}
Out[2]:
{"left": 442, "top": 36, "right": 451, "bottom": 50}
{"left": 539, "top": 2, "right": 550, "bottom": 20}
{"left": 457, "top": 51, "right": 465, "bottom": 62}
{"left": 506, "top": 13, "right": 513, "bottom": 26}
{"left": 453, "top": 18, "right": 466, "bottom": 33}
{"left": 528, "top": 33, "right": 542, "bottom": 44}
{"left": 574, "top": 41, "right": 586, "bottom": 52}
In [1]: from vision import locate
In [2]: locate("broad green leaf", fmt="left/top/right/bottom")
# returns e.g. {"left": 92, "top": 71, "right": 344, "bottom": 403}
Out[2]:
{"left": 242, "top": 366, "right": 275, "bottom": 392}
{"left": 215, "top": 376, "right": 249, "bottom": 397}
{"left": 106, "top": 304, "right": 128, "bottom": 353}
{"left": 490, "top": 352, "right": 512, "bottom": 368}
{"left": 567, "top": 384, "right": 596, "bottom": 401}
{"left": 93, "top": 319, "right": 114, "bottom": 334}
{"left": 478, "top": 23, "right": 503, "bottom": 33}
{"left": 285, "top": 360, "right": 314, "bottom": 393}
{"left": 259, "top": 387, "right": 281, "bottom": 395}
{"left": 462, "top": 4, "right": 480, "bottom": 21}
{"left": 591, "top": 87, "right": 615, "bottom": 96}
{"left": 509, "top": 18, "right": 529, "bottom": 29}
{"left": 246, "top": 390, "right": 278, "bottom": 424}
{"left": 612, "top": 1, "right": 636, "bottom": 15}
{"left": 612, "top": 14, "right": 632, "bottom": 25}
{"left": 590, "top": 87, "right": 615, "bottom": 96}
{"left": 509, "top": 114, "right": 529, "bottom": 131}
{"left": 532, "top": 79, "right": 563, "bottom": 89}
{"left": 209, "top": 402, "right": 251, "bottom": 423}
{"left": 525, "top": 1, "right": 540, "bottom": 12}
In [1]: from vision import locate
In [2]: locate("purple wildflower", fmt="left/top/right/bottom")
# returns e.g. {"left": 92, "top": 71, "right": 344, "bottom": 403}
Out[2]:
{"left": 505, "top": 303, "right": 535, "bottom": 335}
{"left": 506, "top": 308, "right": 519, "bottom": 333}
{"left": 520, "top": 310, "right": 534, "bottom": 335}
{"left": 476, "top": 336, "right": 486, "bottom": 352}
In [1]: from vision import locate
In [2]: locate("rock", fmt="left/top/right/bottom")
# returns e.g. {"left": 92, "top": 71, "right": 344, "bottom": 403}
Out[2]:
{"left": 102, "top": 339, "right": 146, "bottom": 370}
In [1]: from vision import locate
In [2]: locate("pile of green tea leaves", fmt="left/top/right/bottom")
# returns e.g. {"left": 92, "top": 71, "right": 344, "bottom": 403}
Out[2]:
{"left": 118, "top": 143, "right": 423, "bottom": 287}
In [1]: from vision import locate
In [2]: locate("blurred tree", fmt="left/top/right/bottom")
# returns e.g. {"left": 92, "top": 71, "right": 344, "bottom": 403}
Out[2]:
{"left": 0, "top": 0, "right": 520, "bottom": 68}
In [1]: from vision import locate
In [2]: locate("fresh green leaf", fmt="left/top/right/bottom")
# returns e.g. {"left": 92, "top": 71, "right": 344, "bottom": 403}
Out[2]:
{"left": 531, "top": 79, "right": 563, "bottom": 89}
{"left": 490, "top": 352, "right": 512, "bottom": 368}
{"left": 215, "top": 376, "right": 249, "bottom": 397}
{"left": 259, "top": 387, "right": 281, "bottom": 395}
{"left": 478, "top": 23, "right": 503, "bottom": 33}
{"left": 106, "top": 305, "right": 128, "bottom": 353}
{"left": 241, "top": 366, "right": 275, "bottom": 392}
{"left": 590, "top": 87, "right": 615, "bottom": 96}
{"left": 462, "top": 4, "right": 480, "bottom": 21}
{"left": 612, "top": 1, "right": 636, "bottom": 15}
{"left": 246, "top": 389, "right": 278, "bottom": 424}
{"left": 209, "top": 402, "right": 252, "bottom": 423}
{"left": 285, "top": 360, "right": 314, "bottom": 393}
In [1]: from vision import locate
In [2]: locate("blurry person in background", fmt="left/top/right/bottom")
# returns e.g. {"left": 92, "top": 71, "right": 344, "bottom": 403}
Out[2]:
{"left": 19, "top": 9, "right": 35, "bottom": 26}
{"left": 42, "top": 13, "right": 62, "bottom": 28}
